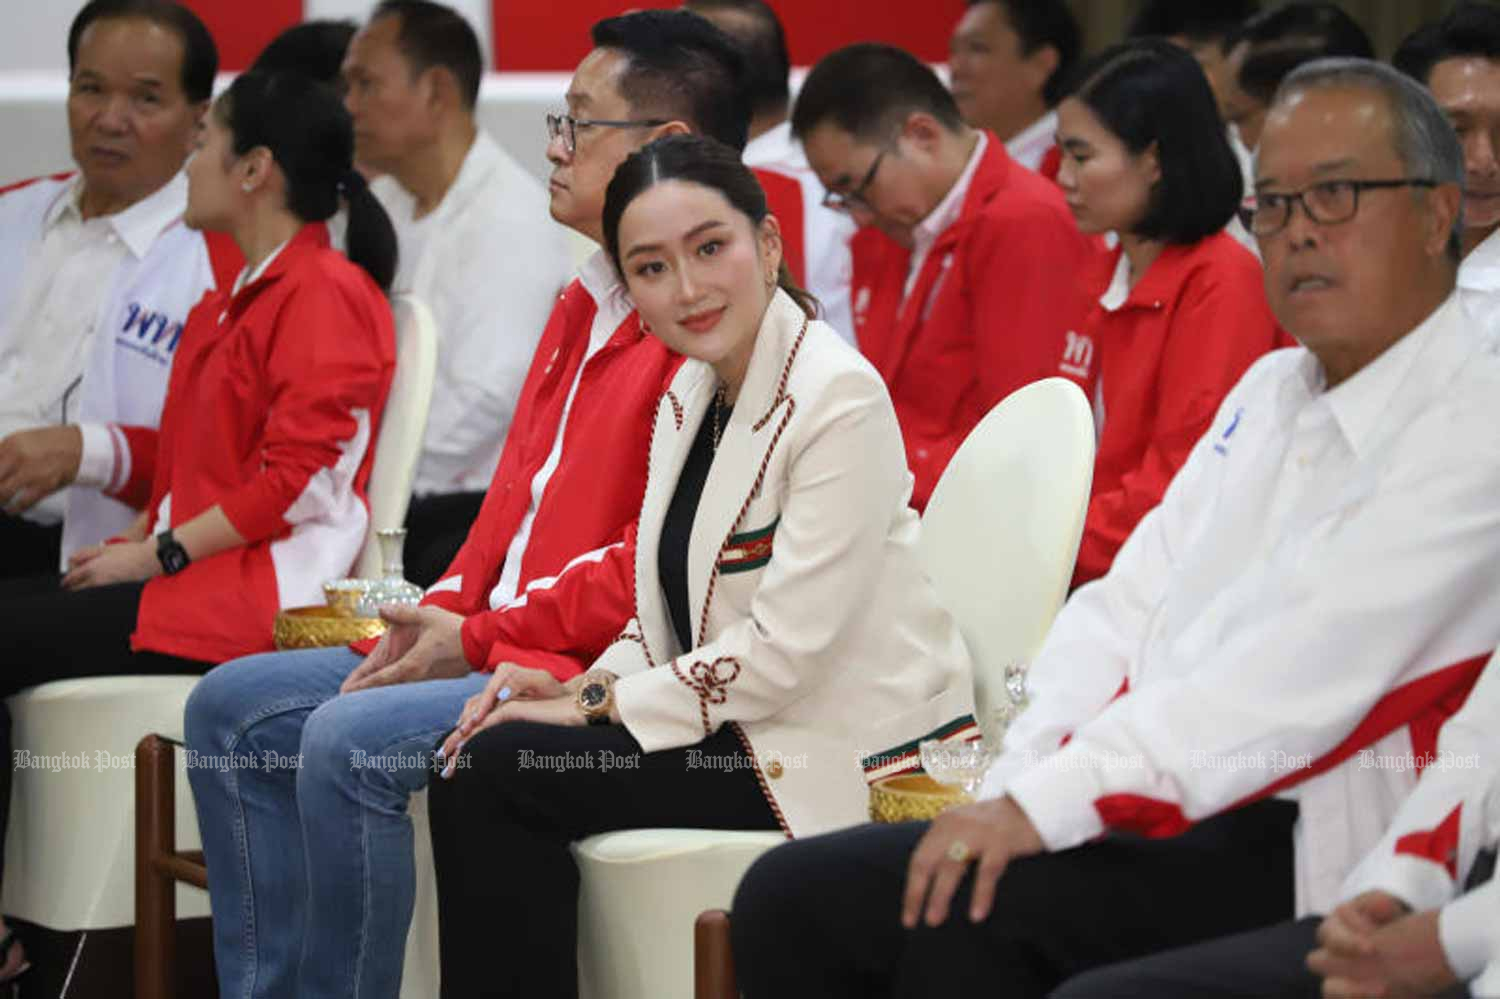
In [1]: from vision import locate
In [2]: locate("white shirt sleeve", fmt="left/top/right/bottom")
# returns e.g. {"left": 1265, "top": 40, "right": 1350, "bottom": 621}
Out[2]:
{"left": 1006, "top": 446, "right": 1500, "bottom": 851}
{"left": 74, "top": 420, "right": 117, "bottom": 489}
{"left": 1439, "top": 879, "right": 1498, "bottom": 983}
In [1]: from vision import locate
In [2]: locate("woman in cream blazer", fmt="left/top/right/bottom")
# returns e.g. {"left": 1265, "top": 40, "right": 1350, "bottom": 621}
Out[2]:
{"left": 427, "top": 135, "right": 975, "bottom": 998}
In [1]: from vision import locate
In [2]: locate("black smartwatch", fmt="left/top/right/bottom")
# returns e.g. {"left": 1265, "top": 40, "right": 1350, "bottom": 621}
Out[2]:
{"left": 155, "top": 529, "right": 191, "bottom": 576}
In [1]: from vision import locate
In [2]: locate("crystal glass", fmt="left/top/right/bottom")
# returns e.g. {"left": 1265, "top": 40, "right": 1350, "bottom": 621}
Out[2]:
{"left": 989, "top": 662, "right": 1032, "bottom": 740}
{"left": 919, "top": 739, "right": 996, "bottom": 796}
{"left": 357, "top": 528, "right": 423, "bottom": 617}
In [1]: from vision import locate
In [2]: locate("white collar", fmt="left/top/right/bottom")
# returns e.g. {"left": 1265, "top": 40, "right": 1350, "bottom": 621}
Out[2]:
{"left": 387, "top": 129, "right": 500, "bottom": 224}
{"left": 1311, "top": 293, "right": 1459, "bottom": 457}
{"left": 1004, "top": 110, "right": 1057, "bottom": 171}
{"left": 912, "top": 131, "right": 988, "bottom": 252}
{"left": 1099, "top": 252, "right": 1131, "bottom": 312}
{"left": 743, "top": 120, "right": 792, "bottom": 167}
{"left": 45, "top": 170, "right": 188, "bottom": 259}
{"left": 1459, "top": 227, "right": 1500, "bottom": 295}
{"left": 578, "top": 247, "right": 633, "bottom": 330}
{"left": 232, "top": 238, "right": 291, "bottom": 296}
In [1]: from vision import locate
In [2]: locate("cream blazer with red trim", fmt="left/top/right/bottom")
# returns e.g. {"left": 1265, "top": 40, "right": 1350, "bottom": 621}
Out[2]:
{"left": 595, "top": 289, "right": 976, "bottom": 838}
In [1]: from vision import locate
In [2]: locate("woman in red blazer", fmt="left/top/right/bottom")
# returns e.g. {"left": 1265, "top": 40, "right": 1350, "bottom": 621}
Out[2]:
{"left": 1054, "top": 39, "right": 1292, "bottom": 587}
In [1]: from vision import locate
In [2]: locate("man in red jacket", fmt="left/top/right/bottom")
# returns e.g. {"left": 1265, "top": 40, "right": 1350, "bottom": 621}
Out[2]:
{"left": 793, "top": 43, "right": 1095, "bottom": 509}
{"left": 182, "top": 11, "right": 751, "bottom": 996}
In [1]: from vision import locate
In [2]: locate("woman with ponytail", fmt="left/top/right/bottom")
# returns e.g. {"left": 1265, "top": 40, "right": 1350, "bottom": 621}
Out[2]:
{"left": 0, "top": 69, "right": 395, "bottom": 685}
{"left": 424, "top": 134, "right": 977, "bottom": 998}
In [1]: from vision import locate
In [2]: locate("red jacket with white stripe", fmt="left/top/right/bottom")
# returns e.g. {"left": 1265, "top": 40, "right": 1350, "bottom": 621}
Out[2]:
{"left": 1063, "top": 232, "right": 1293, "bottom": 587}
{"left": 413, "top": 275, "right": 682, "bottom": 681}
{"left": 128, "top": 225, "right": 394, "bottom": 664}
{"left": 848, "top": 134, "right": 1094, "bottom": 509}
{"left": 982, "top": 293, "right": 1500, "bottom": 915}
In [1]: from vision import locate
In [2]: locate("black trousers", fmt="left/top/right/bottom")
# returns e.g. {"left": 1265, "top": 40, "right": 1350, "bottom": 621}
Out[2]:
{"left": 427, "top": 721, "right": 779, "bottom": 999}
{"left": 0, "top": 576, "right": 208, "bottom": 888}
{"left": 731, "top": 798, "right": 1299, "bottom": 999}
{"left": 1050, "top": 917, "right": 1323, "bottom": 998}
{"left": 403, "top": 491, "right": 486, "bottom": 589}
{"left": 0, "top": 514, "right": 62, "bottom": 580}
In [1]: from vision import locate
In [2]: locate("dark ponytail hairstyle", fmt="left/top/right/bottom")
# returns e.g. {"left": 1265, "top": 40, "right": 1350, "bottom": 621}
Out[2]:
{"left": 602, "top": 134, "right": 819, "bottom": 320}
{"left": 216, "top": 70, "right": 398, "bottom": 292}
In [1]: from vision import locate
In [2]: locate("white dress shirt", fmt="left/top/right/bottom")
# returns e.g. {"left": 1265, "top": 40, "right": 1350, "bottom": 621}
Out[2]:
{"left": 487, "top": 249, "right": 634, "bottom": 609}
{"left": 373, "top": 130, "right": 574, "bottom": 496}
{"left": 0, "top": 172, "right": 193, "bottom": 525}
{"left": 1459, "top": 226, "right": 1500, "bottom": 337}
{"left": 906, "top": 131, "right": 988, "bottom": 301}
{"left": 743, "top": 120, "right": 857, "bottom": 345}
{"left": 1004, "top": 109, "right": 1057, "bottom": 174}
{"left": 982, "top": 292, "right": 1500, "bottom": 915}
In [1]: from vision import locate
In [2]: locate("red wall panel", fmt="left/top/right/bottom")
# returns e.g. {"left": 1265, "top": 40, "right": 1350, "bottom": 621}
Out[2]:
{"left": 177, "top": 1, "right": 966, "bottom": 74}
{"left": 182, "top": 0, "right": 303, "bottom": 73}
{"left": 491, "top": 0, "right": 967, "bottom": 71}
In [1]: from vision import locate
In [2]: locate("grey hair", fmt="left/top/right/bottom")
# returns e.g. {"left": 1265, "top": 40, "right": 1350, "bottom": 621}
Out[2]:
{"left": 1273, "top": 56, "right": 1464, "bottom": 258}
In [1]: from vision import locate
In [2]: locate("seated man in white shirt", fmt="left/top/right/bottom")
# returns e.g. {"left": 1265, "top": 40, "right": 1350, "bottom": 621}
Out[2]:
{"left": 730, "top": 57, "right": 1500, "bottom": 999}
{"left": 682, "top": 0, "right": 858, "bottom": 343}
{"left": 1396, "top": 2, "right": 1500, "bottom": 326}
{"left": 0, "top": 0, "right": 233, "bottom": 580}
{"left": 341, "top": 0, "right": 573, "bottom": 585}
{"left": 947, "top": 0, "right": 1081, "bottom": 181}
{"left": 1052, "top": 649, "right": 1500, "bottom": 999}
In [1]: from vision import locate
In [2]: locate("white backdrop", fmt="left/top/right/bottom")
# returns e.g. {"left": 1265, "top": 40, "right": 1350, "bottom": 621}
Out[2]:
{"left": 0, "top": 0, "right": 528, "bottom": 185}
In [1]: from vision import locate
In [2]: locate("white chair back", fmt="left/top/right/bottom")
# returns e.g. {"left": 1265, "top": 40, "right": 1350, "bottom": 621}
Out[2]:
{"left": 919, "top": 377, "right": 1096, "bottom": 744}
{"left": 357, "top": 294, "right": 438, "bottom": 578}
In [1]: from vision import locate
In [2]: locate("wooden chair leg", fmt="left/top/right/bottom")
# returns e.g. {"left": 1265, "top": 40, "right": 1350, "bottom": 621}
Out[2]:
{"left": 694, "top": 908, "right": 737, "bottom": 999}
{"left": 135, "top": 734, "right": 177, "bottom": 999}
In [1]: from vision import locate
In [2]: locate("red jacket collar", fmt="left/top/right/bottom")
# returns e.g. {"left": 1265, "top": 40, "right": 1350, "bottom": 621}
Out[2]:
{"left": 1111, "top": 231, "right": 1239, "bottom": 312}
{"left": 223, "top": 222, "right": 332, "bottom": 308}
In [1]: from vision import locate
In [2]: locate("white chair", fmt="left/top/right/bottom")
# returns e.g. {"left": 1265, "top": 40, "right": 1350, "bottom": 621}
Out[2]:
{"left": 918, "top": 376, "right": 1096, "bottom": 743}
{"left": 569, "top": 376, "right": 1097, "bottom": 999}
{"left": 357, "top": 293, "right": 439, "bottom": 577}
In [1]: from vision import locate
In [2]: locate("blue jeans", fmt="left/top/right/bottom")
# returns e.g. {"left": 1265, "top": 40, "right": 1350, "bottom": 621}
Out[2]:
{"left": 184, "top": 646, "right": 487, "bottom": 999}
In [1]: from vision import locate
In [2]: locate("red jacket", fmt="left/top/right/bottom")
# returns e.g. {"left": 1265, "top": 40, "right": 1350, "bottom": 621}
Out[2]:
{"left": 130, "top": 224, "right": 395, "bottom": 663}
{"left": 1065, "top": 231, "right": 1293, "bottom": 587}
{"left": 849, "top": 134, "right": 1094, "bottom": 508}
{"left": 413, "top": 277, "right": 683, "bottom": 681}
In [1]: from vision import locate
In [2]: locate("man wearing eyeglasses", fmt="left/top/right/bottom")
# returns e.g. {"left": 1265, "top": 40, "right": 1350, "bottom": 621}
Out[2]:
{"left": 730, "top": 57, "right": 1500, "bottom": 998}
{"left": 341, "top": 0, "right": 572, "bottom": 586}
{"left": 791, "top": 43, "right": 1094, "bottom": 510}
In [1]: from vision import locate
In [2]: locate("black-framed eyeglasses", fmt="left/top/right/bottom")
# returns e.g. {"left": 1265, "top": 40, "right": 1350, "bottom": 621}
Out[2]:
{"left": 822, "top": 148, "right": 888, "bottom": 214}
{"left": 1250, "top": 177, "right": 1439, "bottom": 237}
{"left": 545, "top": 112, "right": 671, "bottom": 156}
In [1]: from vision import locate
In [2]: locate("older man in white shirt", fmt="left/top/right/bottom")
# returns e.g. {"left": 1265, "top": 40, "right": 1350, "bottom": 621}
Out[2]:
{"left": 342, "top": 1, "right": 572, "bottom": 585}
{"left": 729, "top": 57, "right": 1500, "bottom": 999}
{"left": 0, "top": 0, "right": 233, "bottom": 580}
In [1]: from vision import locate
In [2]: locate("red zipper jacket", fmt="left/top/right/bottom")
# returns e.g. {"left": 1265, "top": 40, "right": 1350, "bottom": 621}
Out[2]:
{"left": 1065, "top": 231, "right": 1293, "bottom": 587}
{"left": 848, "top": 134, "right": 1094, "bottom": 508}
{"left": 396, "top": 276, "right": 683, "bottom": 681}
{"left": 130, "top": 224, "right": 394, "bottom": 663}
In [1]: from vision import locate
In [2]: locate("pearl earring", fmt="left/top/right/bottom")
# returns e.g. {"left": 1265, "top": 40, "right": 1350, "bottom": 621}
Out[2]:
{"left": 241, "top": 181, "right": 253, "bottom": 193}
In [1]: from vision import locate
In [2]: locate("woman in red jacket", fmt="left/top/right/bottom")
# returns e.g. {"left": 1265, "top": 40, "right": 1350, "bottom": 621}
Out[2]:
{"left": 1054, "top": 39, "right": 1291, "bottom": 587}
{"left": 0, "top": 68, "right": 395, "bottom": 900}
